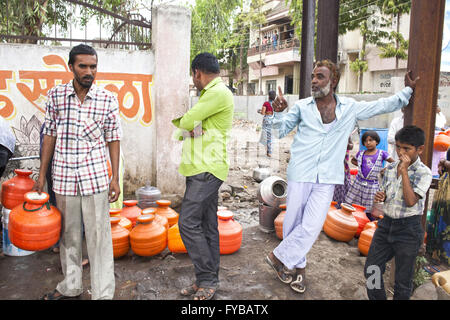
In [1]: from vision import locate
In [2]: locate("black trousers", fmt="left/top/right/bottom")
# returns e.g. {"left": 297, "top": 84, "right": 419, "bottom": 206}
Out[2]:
{"left": 178, "top": 172, "right": 223, "bottom": 288}
{"left": 364, "top": 214, "right": 424, "bottom": 300}
{"left": 0, "top": 145, "right": 12, "bottom": 179}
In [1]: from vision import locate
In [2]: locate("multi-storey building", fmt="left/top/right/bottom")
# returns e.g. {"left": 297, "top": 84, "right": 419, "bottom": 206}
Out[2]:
{"left": 247, "top": 0, "right": 411, "bottom": 96}
{"left": 247, "top": 0, "right": 300, "bottom": 95}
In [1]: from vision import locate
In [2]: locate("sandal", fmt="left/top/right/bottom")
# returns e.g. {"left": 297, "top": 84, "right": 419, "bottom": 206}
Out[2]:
{"left": 423, "top": 265, "right": 441, "bottom": 275}
{"left": 193, "top": 287, "right": 216, "bottom": 300}
{"left": 265, "top": 255, "right": 294, "bottom": 284}
{"left": 41, "top": 289, "right": 80, "bottom": 300}
{"left": 290, "top": 274, "right": 306, "bottom": 293}
{"left": 180, "top": 284, "right": 198, "bottom": 296}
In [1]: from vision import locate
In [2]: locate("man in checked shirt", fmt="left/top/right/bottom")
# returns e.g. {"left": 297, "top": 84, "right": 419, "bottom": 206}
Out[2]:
{"left": 35, "top": 44, "right": 122, "bottom": 300}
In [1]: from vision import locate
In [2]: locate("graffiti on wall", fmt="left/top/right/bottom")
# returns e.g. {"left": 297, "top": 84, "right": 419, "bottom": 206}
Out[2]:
{"left": 0, "top": 53, "right": 154, "bottom": 182}
{"left": 2, "top": 114, "right": 43, "bottom": 181}
{"left": 0, "top": 54, "right": 154, "bottom": 126}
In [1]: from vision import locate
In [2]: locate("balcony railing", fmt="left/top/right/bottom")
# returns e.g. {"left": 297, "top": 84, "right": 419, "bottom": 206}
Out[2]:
{"left": 248, "top": 38, "right": 300, "bottom": 56}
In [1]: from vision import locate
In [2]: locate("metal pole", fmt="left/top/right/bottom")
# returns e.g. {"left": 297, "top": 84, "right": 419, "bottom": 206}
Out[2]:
{"left": 316, "top": 0, "right": 340, "bottom": 63}
{"left": 259, "top": 23, "right": 263, "bottom": 95}
{"left": 299, "top": 0, "right": 316, "bottom": 99}
{"left": 9, "top": 156, "right": 40, "bottom": 161}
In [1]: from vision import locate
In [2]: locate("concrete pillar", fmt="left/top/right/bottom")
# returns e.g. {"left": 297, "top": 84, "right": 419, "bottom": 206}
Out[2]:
{"left": 152, "top": 5, "right": 191, "bottom": 195}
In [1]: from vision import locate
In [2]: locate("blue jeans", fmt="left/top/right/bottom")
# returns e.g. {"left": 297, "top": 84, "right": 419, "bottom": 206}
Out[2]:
{"left": 364, "top": 214, "right": 424, "bottom": 300}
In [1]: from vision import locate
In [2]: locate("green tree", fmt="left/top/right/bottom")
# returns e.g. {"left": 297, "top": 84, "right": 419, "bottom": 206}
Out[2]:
{"left": 340, "top": 0, "right": 411, "bottom": 91}
{"left": 0, "top": 0, "right": 146, "bottom": 45}
{"left": 340, "top": 0, "right": 389, "bottom": 92}
{"left": 223, "top": 0, "right": 266, "bottom": 94}
{"left": 349, "top": 54, "right": 369, "bottom": 90}
{"left": 189, "top": 0, "right": 241, "bottom": 62}
{"left": 190, "top": 0, "right": 265, "bottom": 94}
{"left": 286, "top": 0, "right": 303, "bottom": 40}
{"left": 377, "top": 0, "right": 411, "bottom": 76}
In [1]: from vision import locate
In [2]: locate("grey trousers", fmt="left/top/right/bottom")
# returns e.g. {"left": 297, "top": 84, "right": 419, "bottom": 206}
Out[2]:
{"left": 55, "top": 189, "right": 115, "bottom": 300}
{"left": 178, "top": 172, "right": 223, "bottom": 288}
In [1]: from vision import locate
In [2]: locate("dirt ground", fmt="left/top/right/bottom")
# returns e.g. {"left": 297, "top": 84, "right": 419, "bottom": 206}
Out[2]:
{"left": 0, "top": 119, "right": 446, "bottom": 300}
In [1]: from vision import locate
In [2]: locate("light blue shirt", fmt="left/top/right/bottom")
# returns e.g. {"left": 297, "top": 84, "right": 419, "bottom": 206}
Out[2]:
{"left": 0, "top": 116, "right": 15, "bottom": 154}
{"left": 272, "top": 87, "right": 413, "bottom": 185}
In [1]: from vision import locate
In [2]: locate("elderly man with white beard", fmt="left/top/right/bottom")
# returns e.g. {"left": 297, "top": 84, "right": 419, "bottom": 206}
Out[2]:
{"left": 264, "top": 59, "right": 419, "bottom": 294}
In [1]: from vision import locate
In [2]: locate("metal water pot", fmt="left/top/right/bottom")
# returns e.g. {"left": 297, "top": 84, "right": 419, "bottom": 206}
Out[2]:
{"left": 258, "top": 202, "right": 281, "bottom": 233}
{"left": 253, "top": 164, "right": 271, "bottom": 183}
{"left": 257, "top": 176, "right": 287, "bottom": 207}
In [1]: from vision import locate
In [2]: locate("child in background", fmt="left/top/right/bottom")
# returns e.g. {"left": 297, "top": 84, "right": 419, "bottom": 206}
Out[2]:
{"left": 333, "top": 136, "right": 353, "bottom": 208}
{"left": 345, "top": 130, "right": 394, "bottom": 220}
{"left": 258, "top": 90, "right": 276, "bottom": 157}
{"left": 365, "top": 125, "right": 432, "bottom": 300}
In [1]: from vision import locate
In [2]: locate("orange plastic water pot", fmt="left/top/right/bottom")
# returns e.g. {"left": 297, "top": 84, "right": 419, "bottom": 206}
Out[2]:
{"left": 323, "top": 203, "right": 359, "bottom": 242}
{"left": 110, "top": 217, "right": 130, "bottom": 259}
{"left": 168, "top": 223, "right": 187, "bottom": 254}
{"left": 142, "top": 207, "right": 169, "bottom": 231}
{"left": 110, "top": 208, "right": 132, "bottom": 231}
{"left": 218, "top": 210, "right": 243, "bottom": 255}
{"left": 9, "top": 192, "right": 61, "bottom": 251}
{"left": 130, "top": 214, "right": 167, "bottom": 257}
{"left": 274, "top": 203, "right": 286, "bottom": 240}
{"left": 358, "top": 220, "right": 378, "bottom": 256}
{"left": 351, "top": 204, "right": 369, "bottom": 237}
{"left": 155, "top": 200, "right": 179, "bottom": 227}
{"left": 434, "top": 132, "right": 450, "bottom": 152}
{"left": 121, "top": 200, "right": 141, "bottom": 227}
{"left": 1, "top": 169, "right": 35, "bottom": 209}
{"left": 330, "top": 201, "right": 337, "bottom": 210}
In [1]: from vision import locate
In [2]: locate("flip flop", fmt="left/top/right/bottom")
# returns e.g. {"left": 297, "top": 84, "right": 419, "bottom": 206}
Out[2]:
{"left": 180, "top": 284, "right": 198, "bottom": 296}
{"left": 423, "top": 266, "right": 434, "bottom": 275}
{"left": 290, "top": 274, "right": 306, "bottom": 293}
{"left": 265, "top": 255, "right": 294, "bottom": 284}
{"left": 431, "top": 265, "right": 442, "bottom": 273}
{"left": 193, "top": 287, "right": 216, "bottom": 300}
{"left": 423, "top": 265, "right": 442, "bottom": 275}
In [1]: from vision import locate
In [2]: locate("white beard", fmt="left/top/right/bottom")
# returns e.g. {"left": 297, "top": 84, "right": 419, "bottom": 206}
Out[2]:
{"left": 311, "top": 80, "right": 331, "bottom": 98}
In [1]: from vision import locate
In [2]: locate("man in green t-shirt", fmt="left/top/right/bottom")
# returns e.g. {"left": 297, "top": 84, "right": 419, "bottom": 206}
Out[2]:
{"left": 172, "top": 52, "right": 234, "bottom": 300}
